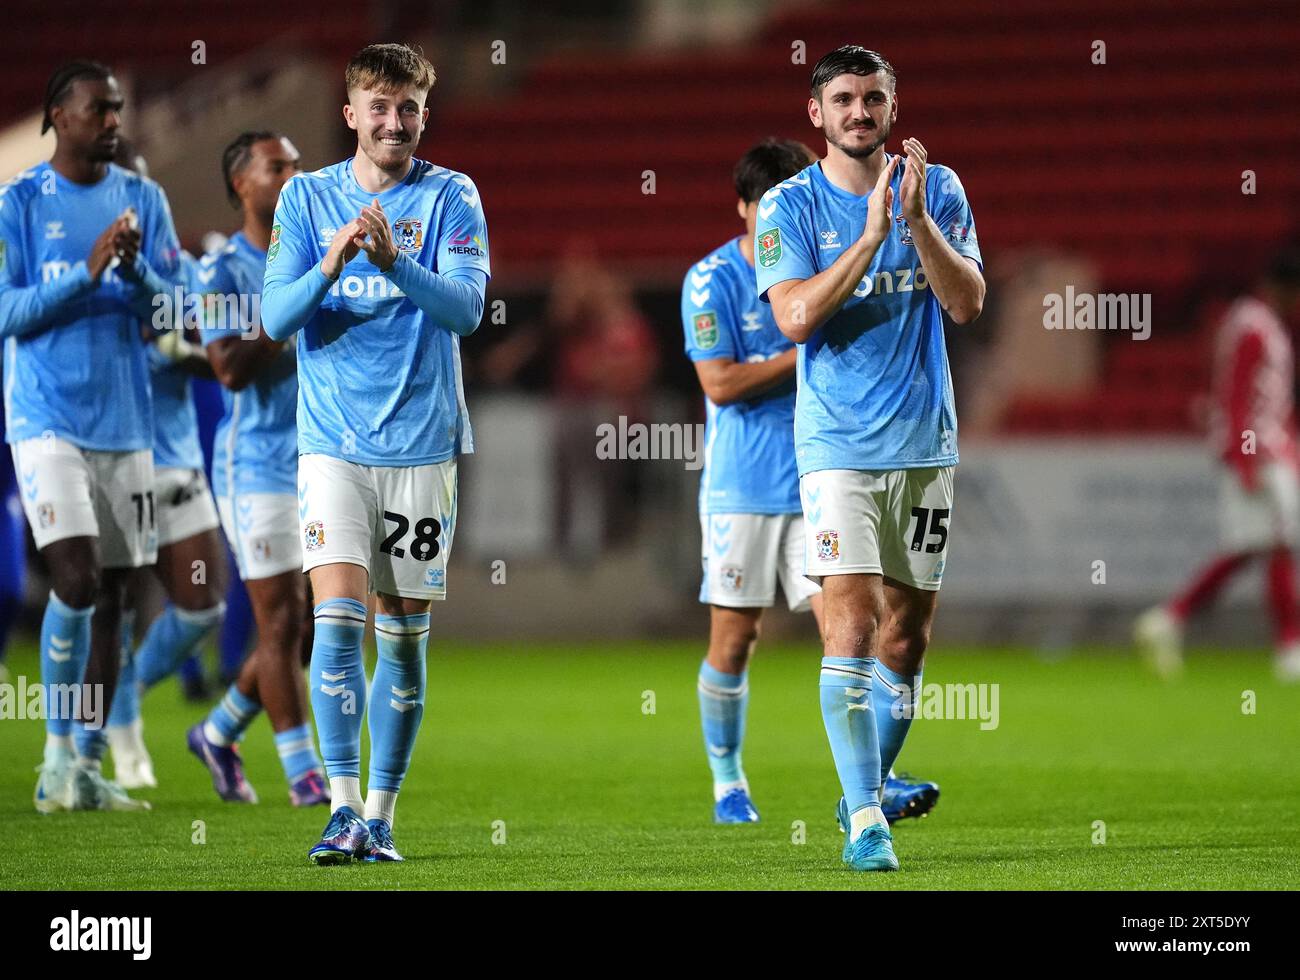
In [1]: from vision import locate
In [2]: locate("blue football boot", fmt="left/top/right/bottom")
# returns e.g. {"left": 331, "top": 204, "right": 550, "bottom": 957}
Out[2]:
{"left": 363, "top": 819, "right": 404, "bottom": 862}
{"left": 881, "top": 773, "right": 940, "bottom": 823}
{"left": 714, "top": 787, "right": 760, "bottom": 823}
{"left": 308, "top": 805, "right": 371, "bottom": 865}
{"left": 836, "top": 796, "right": 899, "bottom": 872}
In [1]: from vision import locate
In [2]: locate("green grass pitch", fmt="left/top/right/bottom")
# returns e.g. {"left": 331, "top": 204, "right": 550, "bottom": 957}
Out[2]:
{"left": 2, "top": 637, "right": 1297, "bottom": 890}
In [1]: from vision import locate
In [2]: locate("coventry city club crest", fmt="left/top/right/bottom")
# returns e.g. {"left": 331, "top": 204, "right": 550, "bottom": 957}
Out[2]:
{"left": 393, "top": 218, "right": 424, "bottom": 252}
{"left": 896, "top": 214, "right": 914, "bottom": 246}
{"left": 815, "top": 529, "right": 840, "bottom": 562}
{"left": 303, "top": 521, "right": 325, "bottom": 552}
{"left": 757, "top": 228, "right": 782, "bottom": 268}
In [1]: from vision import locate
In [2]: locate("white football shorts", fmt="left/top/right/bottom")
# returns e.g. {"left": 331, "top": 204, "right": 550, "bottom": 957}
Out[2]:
{"left": 297, "top": 453, "right": 457, "bottom": 600}
{"left": 1219, "top": 460, "right": 1299, "bottom": 552}
{"left": 699, "top": 511, "right": 819, "bottom": 612}
{"left": 11, "top": 435, "right": 157, "bottom": 568}
{"left": 154, "top": 465, "right": 220, "bottom": 549}
{"left": 801, "top": 466, "right": 955, "bottom": 591}
{"left": 217, "top": 491, "right": 302, "bottom": 581}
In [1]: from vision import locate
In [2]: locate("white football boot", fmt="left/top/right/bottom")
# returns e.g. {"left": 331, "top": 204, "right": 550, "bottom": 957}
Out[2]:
{"left": 108, "top": 718, "right": 158, "bottom": 789}
{"left": 1134, "top": 605, "right": 1185, "bottom": 679}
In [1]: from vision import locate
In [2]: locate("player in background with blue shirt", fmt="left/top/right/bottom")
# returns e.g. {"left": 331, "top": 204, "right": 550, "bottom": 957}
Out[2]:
{"left": 89, "top": 142, "right": 228, "bottom": 792}
{"left": 757, "top": 47, "right": 985, "bottom": 871}
{"left": 688, "top": 138, "right": 940, "bottom": 828}
{"left": 262, "top": 45, "right": 490, "bottom": 863}
{"left": 0, "top": 61, "right": 183, "bottom": 813}
{"left": 189, "top": 130, "right": 329, "bottom": 808}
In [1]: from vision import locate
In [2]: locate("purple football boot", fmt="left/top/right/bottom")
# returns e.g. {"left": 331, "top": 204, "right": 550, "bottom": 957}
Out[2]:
{"left": 289, "top": 770, "right": 331, "bottom": 807}
{"left": 186, "top": 723, "right": 258, "bottom": 803}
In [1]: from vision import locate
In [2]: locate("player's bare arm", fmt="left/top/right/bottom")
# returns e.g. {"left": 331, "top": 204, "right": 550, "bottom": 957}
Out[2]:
{"left": 694, "top": 349, "right": 797, "bottom": 405}
{"left": 151, "top": 330, "right": 216, "bottom": 380}
{"left": 769, "top": 155, "right": 898, "bottom": 343}
{"left": 897, "top": 137, "right": 984, "bottom": 324}
{"left": 206, "top": 334, "right": 286, "bottom": 391}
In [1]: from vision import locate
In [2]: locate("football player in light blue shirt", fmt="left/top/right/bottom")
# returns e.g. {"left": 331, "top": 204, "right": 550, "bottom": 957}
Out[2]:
{"left": 684, "top": 139, "right": 819, "bottom": 825}
{"left": 96, "top": 144, "right": 227, "bottom": 794}
{"left": 757, "top": 47, "right": 985, "bottom": 872}
{"left": 186, "top": 130, "right": 329, "bottom": 808}
{"left": 689, "top": 138, "right": 943, "bottom": 829}
{"left": 0, "top": 60, "right": 182, "bottom": 813}
{"left": 261, "top": 44, "right": 489, "bottom": 863}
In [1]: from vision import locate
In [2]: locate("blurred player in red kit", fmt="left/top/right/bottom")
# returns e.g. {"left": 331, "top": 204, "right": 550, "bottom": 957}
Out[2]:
{"left": 1136, "top": 249, "right": 1300, "bottom": 681}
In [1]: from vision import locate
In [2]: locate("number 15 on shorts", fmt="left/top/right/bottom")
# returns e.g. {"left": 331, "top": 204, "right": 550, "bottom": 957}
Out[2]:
{"left": 908, "top": 506, "right": 949, "bottom": 554}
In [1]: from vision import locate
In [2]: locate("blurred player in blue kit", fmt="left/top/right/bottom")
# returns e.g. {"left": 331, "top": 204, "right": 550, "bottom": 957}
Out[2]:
{"left": 0, "top": 61, "right": 184, "bottom": 812}
{"left": 94, "top": 139, "right": 228, "bottom": 793}
{"left": 757, "top": 47, "right": 985, "bottom": 871}
{"left": 685, "top": 138, "right": 941, "bottom": 829}
{"left": 187, "top": 130, "right": 330, "bottom": 807}
{"left": 261, "top": 44, "right": 490, "bottom": 862}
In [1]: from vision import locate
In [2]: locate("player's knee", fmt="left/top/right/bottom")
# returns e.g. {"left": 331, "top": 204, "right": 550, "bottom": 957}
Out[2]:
{"left": 722, "top": 626, "right": 759, "bottom": 670}
{"left": 826, "top": 609, "right": 881, "bottom": 657}
{"left": 713, "top": 619, "right": 759, "bottom": 672}
{"left": 882, "top": 623, "right": 931, "bottom": 668}
{"left": 173, "top": 584, "right": 222, "bottom": 613}
{"left": 51, "top": 566, "right": 100, "bottom": 610}
{"left": 261, "top": 600, "right": 304, "bottom": 656}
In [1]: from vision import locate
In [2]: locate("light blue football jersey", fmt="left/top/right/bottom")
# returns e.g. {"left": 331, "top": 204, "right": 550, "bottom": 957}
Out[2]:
{"left": 682, "top": 236, "right": 799, "bottom": 515}
{"left": 147, "top": 251, "right": 204, "bottom": 471}
{"left": 198, "top": 232, "right": 297, "bottom": 497}
{"left": 755, "top": 157, "right": 981, "bottom": 474}
{"left": 0, "top": 162, "right": 181, "bottom": 450}
{"left": 263, "top": 158, "right": 490, "bottom": 466}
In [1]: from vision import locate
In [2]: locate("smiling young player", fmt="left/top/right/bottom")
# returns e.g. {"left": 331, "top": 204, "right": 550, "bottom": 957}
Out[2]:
{"left": 757, "top": 47, "right": 984, "bottom": 871}
{"left": 261, "top": 44, "right": 489, "bottom": 863}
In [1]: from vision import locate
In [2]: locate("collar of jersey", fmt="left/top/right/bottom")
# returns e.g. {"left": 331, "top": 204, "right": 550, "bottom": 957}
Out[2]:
{"left": 229, "top": 230, "right": 267, "bottom": 261}
{"left": 48, "top": 161, "right": 122, "bottom": 195}
{"left": 813, "top": 153, "right": 896, "bottom": 204}
{"left": 726, "top": 235, "right": 753, "bottom": 270}
{"left": 342, "top": 156, "right": 418, "bottom": 203}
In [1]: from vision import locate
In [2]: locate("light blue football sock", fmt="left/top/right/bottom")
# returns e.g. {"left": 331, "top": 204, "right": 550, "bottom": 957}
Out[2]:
{"left": 203, "top": 684, "right": 261, "bottom": 746}
{"left": 697, "top": 660, "right": 748, "bottom": 790}
{"left": 107, "top": 610, "right": 139, "bottom": 729}
{"left": 274, "top": 723, "right": 323, "bottom": 783}
{"left": 872, "top": 661, "right": 921, "bottom": 787}
{"left": 367, "top": 613, "right": 430, "bottom": 793}
{"left": 136, "top": 602, "right": 225, "bottom": 690}
{"left": 819, "top": 656, "right": 882, "bottom": 815}
{"left": 40, "top": 591, "right": 94, "bottom": 740}
{"left": 309, "top": 598, "right": 369, "bottom": 780}
{"left": 73, "top": 722, "right": 108, "bottom": 761}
